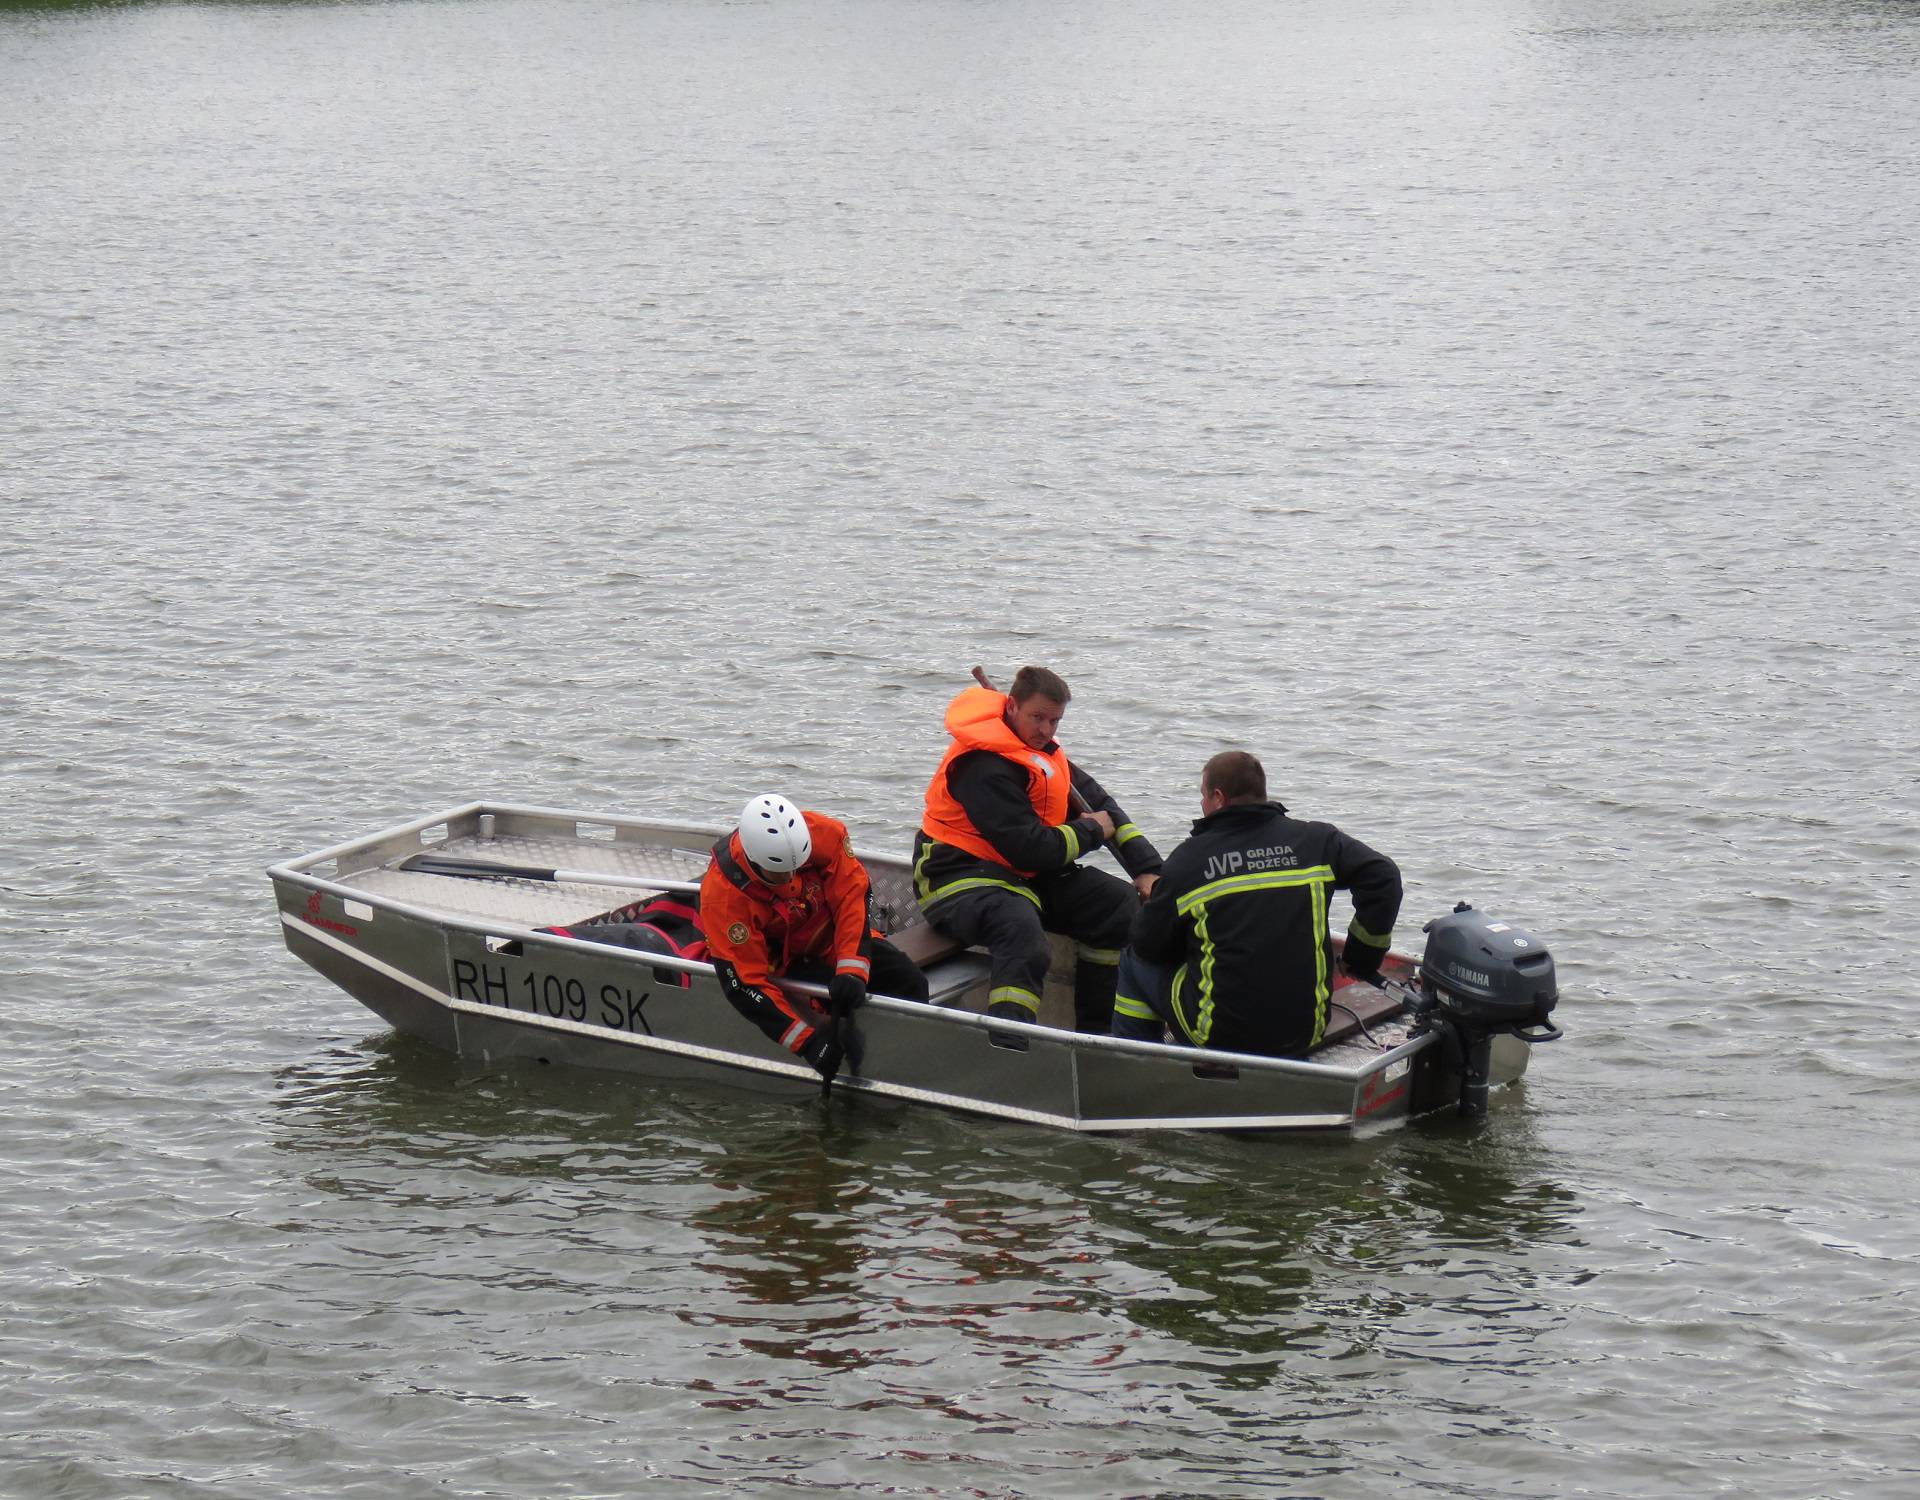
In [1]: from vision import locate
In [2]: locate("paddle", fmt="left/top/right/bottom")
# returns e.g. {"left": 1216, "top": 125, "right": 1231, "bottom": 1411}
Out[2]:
{"left": 398, "top": 852, "right": 699, "bottom": 896}
{"left": 970, "top": 664, "right": 1094, "bottom": 816}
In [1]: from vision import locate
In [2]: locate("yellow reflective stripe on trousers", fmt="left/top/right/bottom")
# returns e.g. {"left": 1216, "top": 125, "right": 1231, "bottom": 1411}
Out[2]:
{"left": 1173, "top": 865, "right": 1334, "bottom": 916}
{"left": 1113, "top": 992, "right": 1158, "bottom": 1021}
{"left": 1075, "top": 944, "right": 1120, "bottom": 965}
{"left": 1167, "top": 963, "right": 1195, "bottom": 1042}
{"left": 989, "top": 985, "right": 1040, "bottom": 1014}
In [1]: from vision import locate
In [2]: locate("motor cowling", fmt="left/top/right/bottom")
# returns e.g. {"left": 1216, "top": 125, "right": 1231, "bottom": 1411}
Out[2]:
{"left": 1419, "top": 902, "right": 1560, "bottom": 1039}
{"left": 1407, "top": 902, "right": 1562, "bottom": 1121}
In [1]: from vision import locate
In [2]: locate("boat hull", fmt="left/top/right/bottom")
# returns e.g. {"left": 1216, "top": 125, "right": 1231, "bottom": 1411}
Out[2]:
{"left": 270, "top": 802, "right": 1534, "bottom": 1134}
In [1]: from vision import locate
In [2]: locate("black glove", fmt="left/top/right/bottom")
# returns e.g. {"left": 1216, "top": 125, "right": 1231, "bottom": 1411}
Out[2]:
{"left": 804, "top": 1025, "right": 846, "bottom": 1084}
{"left": 828, "top": 973, "right": 867, "bottom": 1016}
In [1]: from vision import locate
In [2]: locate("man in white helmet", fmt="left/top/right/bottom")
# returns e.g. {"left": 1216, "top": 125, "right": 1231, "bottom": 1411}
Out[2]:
{"left": 700, "top": 794, "right": 930, "bottom": 1082}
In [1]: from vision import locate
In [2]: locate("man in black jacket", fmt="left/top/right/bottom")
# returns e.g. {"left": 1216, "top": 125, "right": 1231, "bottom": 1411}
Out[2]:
{"left": 1112, "top": 751, "right": 1401, "bottom": 1058}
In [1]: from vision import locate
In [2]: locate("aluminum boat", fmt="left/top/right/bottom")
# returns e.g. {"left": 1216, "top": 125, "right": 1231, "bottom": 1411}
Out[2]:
{"left": 267, "top": 801, "right": 1556, "bottom": 1133}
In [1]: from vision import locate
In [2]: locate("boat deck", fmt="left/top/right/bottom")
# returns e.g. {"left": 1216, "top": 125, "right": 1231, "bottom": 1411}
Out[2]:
{"left": 335, "top": 823, "right": 995, "bottom": 1006}
{"left": 340, "top": 829, "right": 712, "bottom": 929}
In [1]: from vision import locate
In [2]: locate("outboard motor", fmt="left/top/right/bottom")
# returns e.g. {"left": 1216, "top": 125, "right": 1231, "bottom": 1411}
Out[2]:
{"left": 1408, "top": 902, "right": 1561, "bottom": 1119}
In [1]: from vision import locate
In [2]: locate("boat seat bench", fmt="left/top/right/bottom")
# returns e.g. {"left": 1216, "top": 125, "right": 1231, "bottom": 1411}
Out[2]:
{"left": 890, "top": 921, "right": 988, "bottom": 1007}
{"left": 886, "top": 921, "right": 1413, "bottom": 1035}
{"left": 912, "top": 949, "right": 992, "bottom": 1007}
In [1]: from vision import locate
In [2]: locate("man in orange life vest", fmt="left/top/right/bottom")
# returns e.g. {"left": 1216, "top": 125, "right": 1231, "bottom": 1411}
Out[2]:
{"left": 702, "top": 794, "right": 930, "bottom": 1082}
{"left": 914, "top": 666, "right": 1163, "bottom": 1032}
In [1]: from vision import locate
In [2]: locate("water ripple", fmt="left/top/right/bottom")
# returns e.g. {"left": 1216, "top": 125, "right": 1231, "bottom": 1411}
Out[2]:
{"left": 6, "top": 0, "right": 1920, "bottom": 1495}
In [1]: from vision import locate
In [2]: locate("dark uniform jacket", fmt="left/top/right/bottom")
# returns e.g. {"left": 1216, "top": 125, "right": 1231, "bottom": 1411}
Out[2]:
{"left": 914, "top": 750, "right": 1163, "bottom": 909}
{"left": 1128, "top": 800, "right": 1401, "bottom": 1058}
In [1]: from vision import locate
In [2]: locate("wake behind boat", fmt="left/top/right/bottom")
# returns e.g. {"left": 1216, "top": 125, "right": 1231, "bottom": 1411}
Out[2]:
{"left": 267, "top": 802, "right": 1561, "bottom": 1134}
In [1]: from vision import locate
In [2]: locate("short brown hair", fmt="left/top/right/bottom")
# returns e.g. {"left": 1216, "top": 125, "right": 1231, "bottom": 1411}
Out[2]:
{"left": 1202, "top": 750, "right": 1266, "bottom": 803}
{"left": 1009, "top": 665, "right": 1071, "bottom": 705}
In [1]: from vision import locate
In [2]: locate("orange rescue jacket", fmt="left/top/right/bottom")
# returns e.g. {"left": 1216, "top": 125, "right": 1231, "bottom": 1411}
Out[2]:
{"left": 699, "top": 810, "right": 876, "bottom": 1009}
{"left": 920, "top": 686, "right": 1073, "bottom": 876}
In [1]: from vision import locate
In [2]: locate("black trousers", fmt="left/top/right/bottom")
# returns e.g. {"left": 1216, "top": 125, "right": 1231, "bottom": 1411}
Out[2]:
{"left": 925, "top": 864, "right": 1138, "bottom": 1032}
{"left": 720, "top": 935, "right": 933, "bottom": 1059}
{"left": 786, "top": 936, "right": 931, "bottom": 1003}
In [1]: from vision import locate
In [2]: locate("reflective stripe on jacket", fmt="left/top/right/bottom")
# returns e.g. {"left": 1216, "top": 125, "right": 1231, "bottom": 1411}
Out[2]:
{"left": 1127, "top": 801, "right": 1401, "bottom": 1058}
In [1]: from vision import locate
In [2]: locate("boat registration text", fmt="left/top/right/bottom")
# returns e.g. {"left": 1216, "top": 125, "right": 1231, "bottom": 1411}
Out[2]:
{"left": 450, "top": 957, "right": 656, "bottom": 1034}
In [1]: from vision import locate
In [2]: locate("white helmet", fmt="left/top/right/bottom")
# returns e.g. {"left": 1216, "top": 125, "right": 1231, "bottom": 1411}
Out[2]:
{"left": 738, "top": 794, "right": 812, "bottom": 875}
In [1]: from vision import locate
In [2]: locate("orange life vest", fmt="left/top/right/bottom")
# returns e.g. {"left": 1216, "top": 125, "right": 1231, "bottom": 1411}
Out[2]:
{"left": 920, "top": 686, "right": 1073, "bottom": 876}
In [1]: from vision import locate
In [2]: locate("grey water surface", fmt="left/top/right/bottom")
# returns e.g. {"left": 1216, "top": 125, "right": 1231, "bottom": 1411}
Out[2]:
{"left": 3, "top": 0, "right": 1918, "bottom": 1495}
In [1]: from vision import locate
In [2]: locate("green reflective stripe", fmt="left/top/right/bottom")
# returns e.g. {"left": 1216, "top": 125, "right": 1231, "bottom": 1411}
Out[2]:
{"left": 1113, "top": 993, "right": 1157, "bottom": 1020}
{"left": 1167, "top": 962, "right": 1195, "bottom": 1043}
{"left": 918, "top": 875, "right": 1042, "bottom": 911}
{"left": 1346, "top": 919, "right": 1392, "bottom": 950}
{"left": 1310, "top": 878, "right": 1329, "bottom": 1046}
{"left": 1059, "top": 823, "right": 1082, "bottom": 863}
{"left": 1075, "top": 944, "right": 1121, "bottom": 965}
{"left": 1174, "top": 865, "right": 1333, "bottom": 915}
{"left": 912, "top": 838, "right": 937, "bottom": 901}
{"left": 1194, "top": 905, "right": 1221, "bottom": 1044}
{"left": 1114, "top": 822, "right": 1145, "bottom": 847}
{"left": 989, "top": 986, "right": 1040, "bottom": 1014}
{"left": 1168, "top": 865, "right": 1337, "bottom": 1047}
